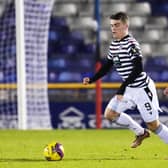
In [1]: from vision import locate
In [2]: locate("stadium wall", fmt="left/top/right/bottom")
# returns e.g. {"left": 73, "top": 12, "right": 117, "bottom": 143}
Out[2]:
{"left": 48, "top": 82, "right": 168, "bottom": 129}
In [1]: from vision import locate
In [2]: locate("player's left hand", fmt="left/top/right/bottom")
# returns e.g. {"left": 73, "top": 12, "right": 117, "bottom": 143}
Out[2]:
{"left": 116, "top": 94, "right": 123, "bottom": 100}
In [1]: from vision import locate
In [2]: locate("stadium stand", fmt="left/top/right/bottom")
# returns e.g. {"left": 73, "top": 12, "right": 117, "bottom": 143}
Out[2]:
{"left": 47, "top": 0, "right": 168, "bottom": 82}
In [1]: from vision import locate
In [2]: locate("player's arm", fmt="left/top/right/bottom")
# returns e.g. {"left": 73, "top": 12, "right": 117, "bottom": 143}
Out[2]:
{"left": 117, "top": 56, "right": 143, "bottom": 95}
{"left": 83, "top": 59, "right": 113, "bottom": 85}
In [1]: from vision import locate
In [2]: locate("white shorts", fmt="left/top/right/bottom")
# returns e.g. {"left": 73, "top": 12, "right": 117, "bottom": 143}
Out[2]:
{"left": 106, "top": 79, "right": 161, "bottom": 122}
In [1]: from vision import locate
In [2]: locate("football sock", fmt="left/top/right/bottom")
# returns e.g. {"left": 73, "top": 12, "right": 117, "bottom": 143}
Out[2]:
{"left": 116, "top": 112, "right": 144, "bottom": 136}
{"left": 155, "top": 123, "right": 168, "bottom": 143}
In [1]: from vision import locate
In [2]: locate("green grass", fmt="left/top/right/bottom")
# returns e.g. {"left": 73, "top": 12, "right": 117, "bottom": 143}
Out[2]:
{"left": 0, "top": 129, "right": 168, "bottom": 168}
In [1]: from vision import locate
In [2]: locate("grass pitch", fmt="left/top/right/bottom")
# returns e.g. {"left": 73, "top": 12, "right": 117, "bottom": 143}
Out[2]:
{"left": 0, "top": 129, "right": 167, "bottom": 168}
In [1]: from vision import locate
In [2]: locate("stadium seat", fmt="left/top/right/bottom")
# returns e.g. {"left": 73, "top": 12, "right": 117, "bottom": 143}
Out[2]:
{"left": 145, "top": 56, "right": 166, "bottom": 77}
{"left": 82, "top": 43, "right": 96, "bottom": 54}
{"left": 133, "top": 29, "right": 162, "bottom": 43}
{"left": 0, "top": 71, "right": 4, "bottom": 82}
{"left": 109, "top": 71, "right": 122, "bottom": 82}
{"left": 145, "top": 16, "right": 168, "bottom": 29}
{"left": 160, "top": 70, "right": 168, "bottom": 82}
{"left": 52, "top": 3, "right": 78, "bottom": 17}
{"left": 69, "top": 17, "right": 98, "bottom": 31}
{"left": 140, "top": 43, "right": 152, "bottom": 57}
{"left": 47, "top": 0, "right": 168, "bottom": 83}
{"left": 151, "top": 2, "right": 168, "bottom": 16}
{"left": 129, "top": 16, "right": 147, "bottom": 29}
{"left": 128, "top": 2, "right": 151, "bottom": 16}
{"left": 48, "top": 30, "right": 60, "bottom": 42}
{"left": 50, "top": 17, "right": 68, "bottom": 28}
{"left": 101, "top": 3, "right": 130, "bottom": 16}
{"left": 0, "top": 2, "right": 5, "bottom": 16}
{"left": 78, "top": 2, "right": 94, "bottom": 17}
{"left": 48, "top": 71, "right": 59, "bottom": 82}
{"left": 147, "top": 71, "right": 161, "bottom": 81}
{"left": 71, "top": 30, "right": 84, "bottom": 41}
{"left": 101, "top": 16, "right": 112, "bottom": 30}
{"left": 48, "top": 58, "right": 66, "bottom": 70}
{"left": 58, "top": 71, "right": 82, "bottom": 82}
{"left": 60, "top": 43, "right": 78, "bottom": 55}
{"left": 79, "top": 29, "right": 95, "bottom": 43}
{"left": 139, "top": 29, "right": 163, "bottom": 43}
{"left": 159, "top": 30, "right": 168, "bottom": 43}
{"left": 144, "top": 29, "right": 163, "bottom": 42}
{"left": 151, "top": 43, "right": 168, "bottom": 57}
{"left": 100, "top": 30, "right": 112, "bottom": 43}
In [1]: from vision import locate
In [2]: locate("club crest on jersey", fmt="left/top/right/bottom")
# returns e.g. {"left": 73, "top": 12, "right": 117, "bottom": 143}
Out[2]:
{"left": 113, "top": 55, "right": 121, "bottom": 67}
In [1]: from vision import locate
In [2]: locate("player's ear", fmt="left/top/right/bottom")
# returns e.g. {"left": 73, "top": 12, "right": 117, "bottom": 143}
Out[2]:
{"left": 125, "top": 23, "right": 129, "bottom": 29}
{"left": 125, "top": 20, "right": 129, "bottom": 28}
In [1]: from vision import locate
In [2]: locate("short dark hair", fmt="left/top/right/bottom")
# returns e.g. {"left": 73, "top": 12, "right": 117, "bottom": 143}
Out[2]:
{"left": 110, "top": 12, "right": 129, "bottom": 24}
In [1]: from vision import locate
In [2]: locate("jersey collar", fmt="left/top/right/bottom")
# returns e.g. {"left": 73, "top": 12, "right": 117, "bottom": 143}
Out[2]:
{"left": 114, "top": 34, "right": 130, "bottom": 42}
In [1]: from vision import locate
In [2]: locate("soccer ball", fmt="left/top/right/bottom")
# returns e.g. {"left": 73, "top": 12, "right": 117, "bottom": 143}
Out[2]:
{"left": 43, "top": 142, "right": 64, "bottom": 161}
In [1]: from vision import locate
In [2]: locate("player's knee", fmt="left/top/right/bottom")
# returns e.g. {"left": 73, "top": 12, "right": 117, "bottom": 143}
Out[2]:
{"left": 104, "top": 108, "right": 119, "bottom": 120}
{"left": 146, "top": 120, "right": 160, "bottom": 132}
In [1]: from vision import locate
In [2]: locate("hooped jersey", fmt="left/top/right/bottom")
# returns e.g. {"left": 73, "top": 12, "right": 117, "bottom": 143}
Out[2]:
{"left": 107, "top": 34, "right": 149, "bottom": 88}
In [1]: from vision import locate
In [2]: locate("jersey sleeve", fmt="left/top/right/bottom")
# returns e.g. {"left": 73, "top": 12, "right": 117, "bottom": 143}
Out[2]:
{"left": 89, "top": 58, "right": 113, "bottom": 83}
{"left": 107, "top": 50, "right": 112, "bottom": 60}
{"left": 116, "top": 57, "right": 143, "bottom": 95}
{"left": 107, "top": 43, "right": 113, "bottom": 60}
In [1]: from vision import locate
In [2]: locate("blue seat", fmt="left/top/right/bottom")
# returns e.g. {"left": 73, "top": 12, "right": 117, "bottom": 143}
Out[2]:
{"left": 82, "top": 43, "right": 96, "bottom": 54}
{"left": 4, "top": 73, "right": 16, "bottom": 83}
{"left": 48, "top": 71, "right": 59, "bottom": 82}
{"left": 50, "top": 17, "right": 68, "bottom": 28}
{"left": 150, "top": 1, "right": 168, "bottom": 16}
{"left": 147, "top": 71, "right": 161, "bottom": 81}
{"left": 109, "top": 71, "right": 122, "bottom": 82}
{"left": 48, "top": 58, "right": 66, "bottom": 71}
{"left": 58, "top": 71, "right": 82, "bottom": 82}
{"left": 59, "top": 31, "right": 84, "bottom": 51}
{"left": 79, "top": 58, "right": 93, "bottom": 68}
{"left": 160, "top": 70, "right": 168, "bottom": 82}
{"left": 48, "top": 30, "right": 60, "bottom": 42}
{"left": 101, "top": 74, "right": 111, "bottom": 82}
{"left": 60, "top": 43, "right": 78, "bottom": 55}
{"left": 69, "top": 30, "right": 84, "bottom": 44}
{"left": 145, "top": 56, "right": 166, "bottom": 66}
{"left": 0, "top": 71, "right": 4, "bottom": 82}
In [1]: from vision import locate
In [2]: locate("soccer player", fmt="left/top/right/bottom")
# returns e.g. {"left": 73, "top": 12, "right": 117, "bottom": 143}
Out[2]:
{"left": 163, "top": 87, "right": 168, "bottom": 96}
{"left": 83, "top": 12, "right": 168, "bottom": 148}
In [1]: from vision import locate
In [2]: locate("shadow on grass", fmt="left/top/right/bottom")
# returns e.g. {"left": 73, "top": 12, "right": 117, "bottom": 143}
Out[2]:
{"left": 0, "top": 156, "right": 163, "bottom": 162}
{"left": 0, "top": 158, "right": 45, "bottom": 162}
{"left": 0, "top": 157, "right": 135, "bottom": 162}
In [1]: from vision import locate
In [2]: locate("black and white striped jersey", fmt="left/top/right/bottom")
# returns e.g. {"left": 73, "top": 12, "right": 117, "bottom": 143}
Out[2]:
{"left": 107, "top": 34, "right": 149, "bottom": 88}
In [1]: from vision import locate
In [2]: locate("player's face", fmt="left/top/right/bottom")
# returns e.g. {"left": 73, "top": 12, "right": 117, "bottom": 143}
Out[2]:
{"left": 110, "top": 19, "right": 128, "bottom": 40}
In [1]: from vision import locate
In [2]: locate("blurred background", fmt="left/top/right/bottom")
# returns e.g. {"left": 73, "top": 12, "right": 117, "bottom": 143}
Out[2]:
{"left": 0, "top": 0, "right": 168, "bottom": 129}
{"left": 48, "top": 0, "right": 168, "bottom": 83}
{"left": 47, "top": 0, "right": 168, "bottom": 129}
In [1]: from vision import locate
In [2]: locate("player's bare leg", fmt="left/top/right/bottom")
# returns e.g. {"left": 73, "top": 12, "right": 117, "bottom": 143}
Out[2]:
{"left": 104, "top": 108, "right": 150, "bottom": 148}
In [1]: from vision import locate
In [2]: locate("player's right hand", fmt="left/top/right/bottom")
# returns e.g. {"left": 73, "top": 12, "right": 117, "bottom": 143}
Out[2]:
{"left": 163, "top": 87, "right": 168, "bottom": 96}
{"left": 83, "top": 77, "right": 90, "bottom": 85}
